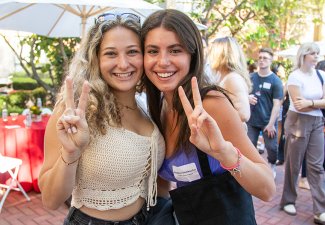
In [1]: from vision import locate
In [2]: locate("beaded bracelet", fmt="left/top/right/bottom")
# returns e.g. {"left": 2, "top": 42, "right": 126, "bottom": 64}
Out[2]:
{"left": 220, "top": 147, "right": 242, "bottom": 177}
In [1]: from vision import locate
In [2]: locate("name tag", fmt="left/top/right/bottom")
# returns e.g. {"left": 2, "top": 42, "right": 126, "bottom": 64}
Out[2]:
{"left": 172, "top": 163, "right": 201, "bottom": 182}
{"left": 263, "top": 82, "right": 271, "bottom": 89}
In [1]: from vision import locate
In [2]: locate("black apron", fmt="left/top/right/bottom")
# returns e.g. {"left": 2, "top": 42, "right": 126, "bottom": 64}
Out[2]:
{"left": 169, "top": 148, "right": 257, "bottom": 225}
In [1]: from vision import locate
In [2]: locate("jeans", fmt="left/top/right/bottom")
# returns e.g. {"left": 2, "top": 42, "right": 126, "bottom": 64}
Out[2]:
{"left": 247, "top": 123, "right": 278, "bottom": 164}
{"left": 63, "top": 204, "right": 149, "bottom": 225}
{"left": 301, "top": 155, "right": 307, "bottom": 178}
{"left": 147, "top": 197, "right": 176, "bottom": 225}
{"left": 278, "top": 115, "right": 286, "bottom": 162}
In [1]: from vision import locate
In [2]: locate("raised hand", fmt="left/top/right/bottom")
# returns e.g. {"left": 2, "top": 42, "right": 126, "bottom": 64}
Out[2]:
{"left": 178, "top": 77, "right": 228, "bottom": 155}
{"left": 56, "top": 77, "right": 91, "bottom": 155}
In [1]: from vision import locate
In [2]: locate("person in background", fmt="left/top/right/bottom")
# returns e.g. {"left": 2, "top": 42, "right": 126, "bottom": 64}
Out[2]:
{"left": 271, "top": 62, "right": 287, "bottom": 166}
{"left": 247, "top": 48, "right": 283, "bottom": 179}
{"left": 280, "top": 43, "right": 325, "bottom": 224}
{"left": 272, "top": 63, "right": 310, "bottom": 189}
{"left": 316, "top": 59, "right": 325, "bottom": 171}
{"left": 248, "top": 61, "right": 258, "bottom": 74}
{"left": 276, "top": 86, "right": 289, "bottom": 166}
{"left": 38, "top": 13, "right": 165, "bottom": 225}
{"left": 316, "top": 60, "right": 325, "bottom": 72}
{"left": 208, "top": 37, "right": 252, "bottom": 123}
{"left": 142, "top": 9, "right": 275, "bottom": 224}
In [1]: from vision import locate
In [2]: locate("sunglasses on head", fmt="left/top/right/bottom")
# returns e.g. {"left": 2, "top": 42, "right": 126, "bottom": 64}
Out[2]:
{"left": 95, "top": 13, "right": 141, "bottom": 25}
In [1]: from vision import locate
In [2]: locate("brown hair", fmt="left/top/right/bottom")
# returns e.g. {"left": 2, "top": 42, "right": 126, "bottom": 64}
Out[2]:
{"left": 259, "top": 48, "right": 274, "bottom": 57}
{"left": 142, "top": 9, "right": 226, "bottom": 152}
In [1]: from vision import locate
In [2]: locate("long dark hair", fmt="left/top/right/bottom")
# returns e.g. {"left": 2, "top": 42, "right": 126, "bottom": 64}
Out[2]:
{"left": 141, "top": 9, "right": 226, "bottom": 152}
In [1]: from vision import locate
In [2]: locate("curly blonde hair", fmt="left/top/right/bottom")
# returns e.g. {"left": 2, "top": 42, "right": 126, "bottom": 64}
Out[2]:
{"left": 55, "top": 17, "right": 142, "bottom": 138}
{"left": 208, "top": 37, "right": 252, "bottom": 92}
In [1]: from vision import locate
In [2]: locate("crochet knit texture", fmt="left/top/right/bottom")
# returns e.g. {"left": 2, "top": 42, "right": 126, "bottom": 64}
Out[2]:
{"left": 71, "top": 124, "right": 165, "bottom": 210}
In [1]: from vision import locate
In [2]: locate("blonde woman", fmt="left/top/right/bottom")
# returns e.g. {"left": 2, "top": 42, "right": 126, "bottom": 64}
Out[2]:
{"left": 208, "top": 37, "right": 252, "bottom": 122}
{"left": 38, "top": 13, "right": 165, "bottom": 225}
{"left": 280, "top": 42, "right": 325, "bottom": 224}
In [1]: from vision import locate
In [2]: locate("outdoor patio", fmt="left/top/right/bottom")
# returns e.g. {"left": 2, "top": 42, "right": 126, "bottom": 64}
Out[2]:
{"left": 0, "top": 160, "right": 317, "bottom": 225}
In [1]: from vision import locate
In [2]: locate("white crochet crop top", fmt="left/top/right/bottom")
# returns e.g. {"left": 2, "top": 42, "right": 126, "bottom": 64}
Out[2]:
{"left": 71, "top": 121, "right": 165, "bottom": 211}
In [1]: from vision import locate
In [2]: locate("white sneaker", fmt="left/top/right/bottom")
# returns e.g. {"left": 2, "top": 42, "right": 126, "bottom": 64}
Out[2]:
{"left": 314, "top": 212, "right": 325, "bottom": 224}
{"left": 283, "top": 204, "right": 296, "bottom": 216}
{"left": 269, "top": 163, "right": 276, "bottom": 179}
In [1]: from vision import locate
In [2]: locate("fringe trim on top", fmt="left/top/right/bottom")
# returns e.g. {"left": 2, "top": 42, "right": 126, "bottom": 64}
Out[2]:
{"left": 146, "top": 124, "right": 159, "bottom": 210}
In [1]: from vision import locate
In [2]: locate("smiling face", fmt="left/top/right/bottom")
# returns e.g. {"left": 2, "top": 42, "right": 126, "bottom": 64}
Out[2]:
{"left": 144, "top": 27, "right": 191, "bottom": 97}
{"left": 98, "top": 26, "right": 143, "bottom": 94}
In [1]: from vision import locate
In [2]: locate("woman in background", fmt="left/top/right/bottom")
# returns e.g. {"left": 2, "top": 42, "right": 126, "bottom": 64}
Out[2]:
{"left": 280, "top": 42, "right": 325, "bottom": 224}
{"left": 316, "top": 59, "right": 325, "bottom": 171}
{"left": 208, "top": 37, "right": 252, "bottom": 122}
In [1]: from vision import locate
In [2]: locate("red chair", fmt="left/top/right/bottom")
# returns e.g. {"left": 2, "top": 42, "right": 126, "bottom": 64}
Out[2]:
{"left": 0, "top": 154, "right": 30, "bottom": 213}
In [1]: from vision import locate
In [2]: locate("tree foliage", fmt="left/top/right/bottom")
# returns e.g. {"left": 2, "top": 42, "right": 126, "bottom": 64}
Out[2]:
{"left": 187, "top": 0, "right": 324, "bottom": 54}
{"left": 2, "top": 0, "right": 324, "bottom": 97}
{"left": 1, "top": 34, "right": 80, "bottom": 99}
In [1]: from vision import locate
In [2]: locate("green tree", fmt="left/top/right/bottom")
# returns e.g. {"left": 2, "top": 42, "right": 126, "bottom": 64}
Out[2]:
{"left": 186, "top": 0, "right": 324, "bottom": 57}
{"left": 1, "top": 34, "right": 80, "bottom": 99}
{"left": 189, "top": 0, "right": 275, "bottom": 42}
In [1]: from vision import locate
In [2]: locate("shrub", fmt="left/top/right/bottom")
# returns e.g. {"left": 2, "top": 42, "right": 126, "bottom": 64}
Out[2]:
{"left": 12, "top": 76, "right": 53, "bottom": 90}
{"left": 8, "top": 91, "right": 31, "bottom": 108}
{"left": 13, "top": 80, "right": 39, "bottom": 90}
{"left": 31, "top": 87, "right": 47, "bottom": 104}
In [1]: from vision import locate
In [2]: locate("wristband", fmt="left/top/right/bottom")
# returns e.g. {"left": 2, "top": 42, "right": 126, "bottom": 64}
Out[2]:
{"left": 220, "top": 147, "right": 242, "bottom": 177}
{"left": 311, "top": 100, "right": 314, "bottom": 107}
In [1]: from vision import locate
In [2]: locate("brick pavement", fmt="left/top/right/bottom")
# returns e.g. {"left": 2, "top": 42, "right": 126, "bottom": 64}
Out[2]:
{"left": 0, "top": 163, "right": 317, "bottom": 225}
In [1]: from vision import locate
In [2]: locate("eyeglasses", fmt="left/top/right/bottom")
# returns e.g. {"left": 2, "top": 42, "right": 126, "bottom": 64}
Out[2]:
{"left": 258, "top": 56, "right": 271, "bottom": 61}
{"left": 96, "top": 13, "right": 141, "bottom": 25}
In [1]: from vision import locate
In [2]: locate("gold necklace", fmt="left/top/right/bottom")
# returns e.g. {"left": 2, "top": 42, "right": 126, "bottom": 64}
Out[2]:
{"left": 118, "top": 102, "right": 137, "bottom": 110}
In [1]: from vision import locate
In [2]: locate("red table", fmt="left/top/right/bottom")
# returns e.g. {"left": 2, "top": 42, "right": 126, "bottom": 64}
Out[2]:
{"left": 0, "top": 115, "right": 49, "bottom": 193}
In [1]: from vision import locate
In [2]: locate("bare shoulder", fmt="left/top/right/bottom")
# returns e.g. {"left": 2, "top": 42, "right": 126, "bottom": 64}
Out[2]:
{"left": 223, "top": 73, "right": 247, "bottom": 91}
{"left": 202, "top": 90, "right": 236, "bottom": 117}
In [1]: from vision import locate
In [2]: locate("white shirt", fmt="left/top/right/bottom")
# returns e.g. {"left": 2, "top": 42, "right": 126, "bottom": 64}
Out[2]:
{"left": 287, "top": 69, "right": 325, "bottom": 116}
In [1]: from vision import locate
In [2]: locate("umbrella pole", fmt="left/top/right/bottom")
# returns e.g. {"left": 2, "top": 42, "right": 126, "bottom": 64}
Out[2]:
{"left": 81, "top": 17, "right": 86, "bottom": 39}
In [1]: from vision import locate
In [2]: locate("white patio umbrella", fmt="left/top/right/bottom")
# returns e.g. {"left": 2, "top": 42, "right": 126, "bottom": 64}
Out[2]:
{"left": 0, "top": 0, "right": 161, "bottom": 38}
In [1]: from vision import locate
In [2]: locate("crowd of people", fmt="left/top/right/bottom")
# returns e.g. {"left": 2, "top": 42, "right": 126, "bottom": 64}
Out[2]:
{"left": 38, "top": 8, "right": 325, "bottom": 225}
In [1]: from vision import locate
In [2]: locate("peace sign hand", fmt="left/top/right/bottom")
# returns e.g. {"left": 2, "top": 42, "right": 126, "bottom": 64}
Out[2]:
{"left": 178, "top": 77, "right": 227, "bottom": 155}
{"left": 56, "top": 77, "right": 91, "bottom": 155}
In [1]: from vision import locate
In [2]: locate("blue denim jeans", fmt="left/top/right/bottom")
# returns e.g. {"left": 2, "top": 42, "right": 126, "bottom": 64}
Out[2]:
{"left": 247, "top": 124, "right": 278, "bottom": 164}
{"left": 63, "top": 204, "right": 149, "bottom": 225}
{"left": 146, "top": 197, "right": 176, "bottom": 225}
